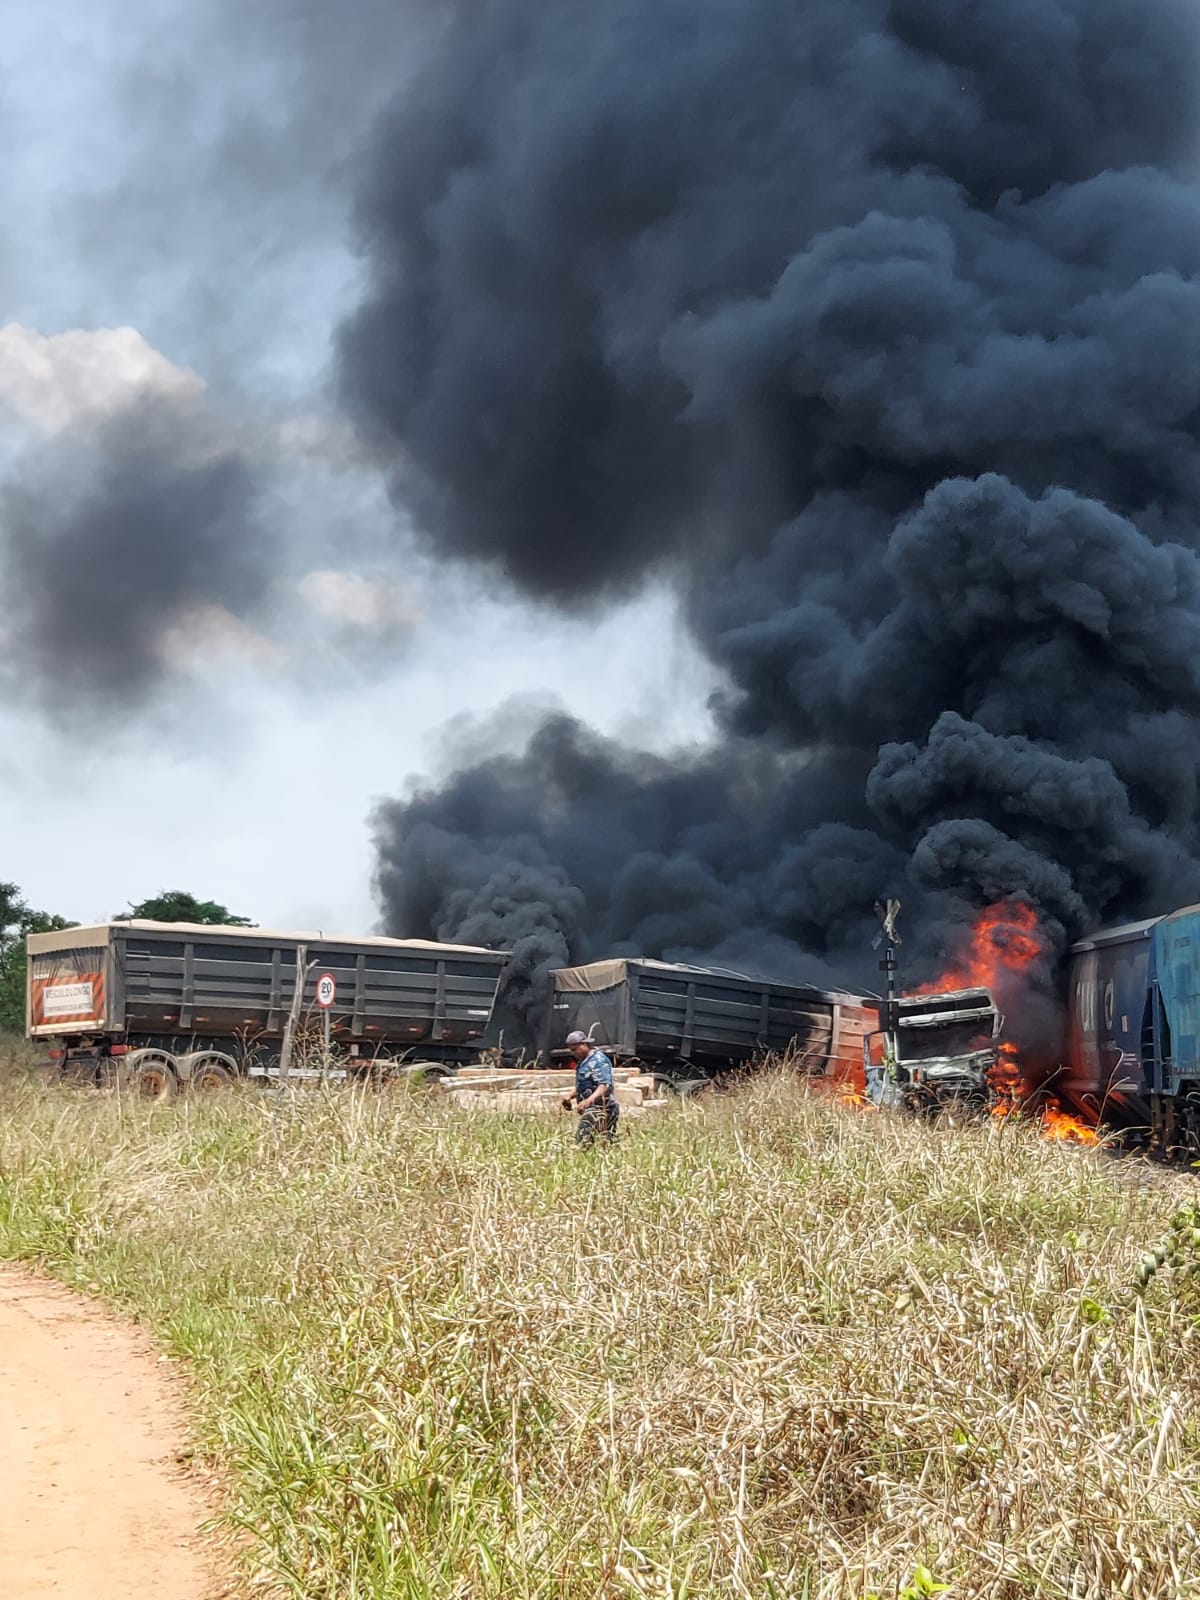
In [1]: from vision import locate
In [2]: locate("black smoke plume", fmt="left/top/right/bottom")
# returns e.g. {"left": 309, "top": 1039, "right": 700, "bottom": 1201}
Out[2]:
{"left": 346, "top": 0, "right": 1200, "bottom": 1000}
{"left": 1, "top": 402, "right": 267, "bottom": 718}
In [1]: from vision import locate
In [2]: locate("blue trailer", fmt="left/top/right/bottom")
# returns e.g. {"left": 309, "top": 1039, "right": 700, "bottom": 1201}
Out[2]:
{"left": 1065, "top": 903, "right": 1200, "bottom": 1148}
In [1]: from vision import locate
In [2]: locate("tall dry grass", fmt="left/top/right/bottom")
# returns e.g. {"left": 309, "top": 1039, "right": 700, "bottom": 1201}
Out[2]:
{"left": 1, "top": 1047, "right": 1199, "bottom": 1599}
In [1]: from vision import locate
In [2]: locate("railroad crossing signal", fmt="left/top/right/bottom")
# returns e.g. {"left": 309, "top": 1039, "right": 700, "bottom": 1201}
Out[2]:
{"left": 872, "top": 900, "right": 901, "bottom": 1034}
{"left": 315, "top": 972, "right": 337, "bottom": 1009}
{"left": 872, "top": 899, "right": 901, "bottom": 948}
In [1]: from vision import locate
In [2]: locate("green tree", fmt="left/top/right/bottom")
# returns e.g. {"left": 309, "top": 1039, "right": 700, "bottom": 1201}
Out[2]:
{"left": 0, "top": 883, "right": 74, "bottom": 1034}
{"left": 117, "top": 891, "right": 255, "bottom": 926}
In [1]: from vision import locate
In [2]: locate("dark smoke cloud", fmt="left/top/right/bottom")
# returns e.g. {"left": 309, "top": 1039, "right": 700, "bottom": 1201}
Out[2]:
{"left": 1, "top": 1, "right": 424, "bottom": 726}
{"left": 350, "top": 0, "right": 1200, "bottom": 992}
{"left": 374, "top": 715, "right": 900, "bottom": 994}
{"left": 31, "top": 1, "right": 423, "bottom": 389}
{"left": 1, "top": 402, "right": 267, "bottom": 717}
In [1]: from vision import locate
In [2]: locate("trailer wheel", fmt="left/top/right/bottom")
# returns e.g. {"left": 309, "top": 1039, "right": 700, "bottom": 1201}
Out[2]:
{"left": 385, "top": 1062, "right": 448, "bottom": 1090}
{"left": 188, "top": 1058, "right": 236, "bottom": 1092}
{"left": 412, "top": 1064, "right": 449, "bottom": 1088}
{"left": 128, "top": 1052, "right": 178, "bottom": 1102}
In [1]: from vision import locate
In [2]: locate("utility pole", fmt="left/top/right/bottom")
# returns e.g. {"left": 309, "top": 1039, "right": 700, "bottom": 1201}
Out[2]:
{"left": 873, "top": 900, "right": 901, "bottom": 1037}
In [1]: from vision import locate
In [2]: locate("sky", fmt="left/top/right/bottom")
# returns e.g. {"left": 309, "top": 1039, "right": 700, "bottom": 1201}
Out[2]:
{"left": 0, "top": 2, "right": 718, "bottom": 932}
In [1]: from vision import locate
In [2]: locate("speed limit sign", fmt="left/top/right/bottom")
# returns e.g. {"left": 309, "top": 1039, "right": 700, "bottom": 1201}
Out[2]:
{"left": 315, "top": 972, "right": 337, "bottom": 1009}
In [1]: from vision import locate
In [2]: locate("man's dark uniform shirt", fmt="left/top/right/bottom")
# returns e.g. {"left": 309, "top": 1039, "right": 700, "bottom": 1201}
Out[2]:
{"left": 575, "top": 1046, "right": 615, "bottom": 1103}
{"left": 574, "top": 1047, "right": 618, "bottom": 1144}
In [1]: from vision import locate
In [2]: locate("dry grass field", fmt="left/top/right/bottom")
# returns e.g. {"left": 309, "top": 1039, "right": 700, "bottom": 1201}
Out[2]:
{"left": 2, "top": 1039, "right": 1200, "bottom": 1599}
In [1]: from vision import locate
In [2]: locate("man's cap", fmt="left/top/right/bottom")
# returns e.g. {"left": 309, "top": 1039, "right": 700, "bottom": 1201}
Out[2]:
{"left": 565, "top": 1030, "right": 590, "bottom": 1046}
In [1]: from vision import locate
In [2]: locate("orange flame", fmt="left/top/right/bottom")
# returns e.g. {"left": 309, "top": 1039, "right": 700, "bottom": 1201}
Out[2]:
{"left": 989, "top": 1040, "right": 1023, "bottom": 1117}
{"left": 911, "top": 902, "right": 1100, "bottom": 1145}
{"left": 913, "top": 900, "right": 1043, "bottom": 996}
{"left": 835, "top": 1082, "right": 876, "bottom": 1112}
{"left": 912, "top": 901, "right": 1043, "bottom": 1116}
{"left": 1040, "top": 1104, "right": 1100, "bottom": 1145}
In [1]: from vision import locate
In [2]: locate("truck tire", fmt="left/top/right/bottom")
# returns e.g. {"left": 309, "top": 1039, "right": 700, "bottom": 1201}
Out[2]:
{"left": 127, "top": 1051, "right": 178, "bottom": 1102}
{"left": 384, "top": 1062, "right": 449, "bottom": 1089}
{"left": 185, "top": 1055, "right": 237, "bottom": 1092}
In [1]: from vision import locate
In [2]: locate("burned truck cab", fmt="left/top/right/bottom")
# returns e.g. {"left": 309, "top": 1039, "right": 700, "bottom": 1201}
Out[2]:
{"left": 864, "top": 986, "right": 1002, "bottom": 1112}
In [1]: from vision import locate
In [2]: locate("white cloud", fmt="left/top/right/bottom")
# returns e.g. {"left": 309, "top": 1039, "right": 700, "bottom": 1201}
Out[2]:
{"left": 157, "top": 603, "right": 289, "bottom": 675}
{"left": 298, "top": 569, "right": 423, "bottom": 636}
{"left": 0, "top": 323, "right": 206, "bottom": 433}
{"left": 0, "top": 325, "right": 379, "bottom": 484}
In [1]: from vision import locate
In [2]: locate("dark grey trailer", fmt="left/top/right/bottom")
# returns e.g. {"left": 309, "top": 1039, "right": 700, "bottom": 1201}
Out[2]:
{"left": 27, "top": 920, "right": 509, "bottom": 1092}
{"left": 550, "top": 956, "right": 872, "bottom": 1084}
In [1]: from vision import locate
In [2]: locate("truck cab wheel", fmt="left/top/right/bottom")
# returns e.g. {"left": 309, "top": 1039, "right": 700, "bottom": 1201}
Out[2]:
{"left": 931, "top": 1096, "right": 976, "bottom": 1127}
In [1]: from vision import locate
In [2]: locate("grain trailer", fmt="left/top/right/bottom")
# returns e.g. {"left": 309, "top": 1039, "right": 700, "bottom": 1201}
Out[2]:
{"left": 27, "top": 920, "right": 509, "bottom": 1095}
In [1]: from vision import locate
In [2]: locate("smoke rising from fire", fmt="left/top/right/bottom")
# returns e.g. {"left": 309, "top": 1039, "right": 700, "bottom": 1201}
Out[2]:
{"left": 347, "top": 0, "right": 1200, "bottom": 988}
{"left": 0, "top": 0, "right": 420, "bottom": 725}
{"left": 0, "top": 395, "right": 269, "bottom": 718}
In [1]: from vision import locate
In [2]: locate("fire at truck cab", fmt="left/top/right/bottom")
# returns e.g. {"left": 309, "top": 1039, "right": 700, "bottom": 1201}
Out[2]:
{"left": 864, "top": 987, "right": 1003, "bottom": 1113}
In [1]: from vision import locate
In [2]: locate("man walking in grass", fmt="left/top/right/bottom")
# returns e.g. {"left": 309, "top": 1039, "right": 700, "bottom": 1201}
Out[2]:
{"left": 561, "top": 1030, "right": 619, "bottom": 1146}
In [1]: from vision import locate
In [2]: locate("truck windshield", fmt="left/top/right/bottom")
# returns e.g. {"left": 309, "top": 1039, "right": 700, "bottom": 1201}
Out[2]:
{"left": 899, "top": 1019, "right": 994, "bottom": 1063}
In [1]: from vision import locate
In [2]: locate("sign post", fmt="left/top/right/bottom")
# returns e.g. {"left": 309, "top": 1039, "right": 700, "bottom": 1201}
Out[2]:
{"left": 315, "top": 972, "right": 336, "bottom": 1075}
{"left": 278, "top": 943, "right": 309, "bottom": 1099}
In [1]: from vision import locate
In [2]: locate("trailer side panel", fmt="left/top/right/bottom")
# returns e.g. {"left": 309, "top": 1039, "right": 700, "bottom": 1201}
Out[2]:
{"left": 1063, "top": 918, "right": 1156, "bottom": 1123}
{"left": 552, "top": 956, "right": 855, "bottom": 1076}
{"left": 27, "top": 921, "right": 508, "bottom": 1063}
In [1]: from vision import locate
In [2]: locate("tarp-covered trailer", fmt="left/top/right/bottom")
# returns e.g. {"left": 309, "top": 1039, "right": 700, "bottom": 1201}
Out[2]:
{"left": 549, "top": 956, "right": 872, "bottom": 1090}
{"left": 26, "top": 920, "right": 509, "bottom": 1094}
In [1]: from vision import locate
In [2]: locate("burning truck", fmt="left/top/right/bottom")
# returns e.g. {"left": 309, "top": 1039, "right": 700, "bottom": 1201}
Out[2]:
{"left": 864, "top": 986, "right": 1003, "bottom": 1113}
{"left": 860, "top": 902, "right": 1003, "bottom": 1114}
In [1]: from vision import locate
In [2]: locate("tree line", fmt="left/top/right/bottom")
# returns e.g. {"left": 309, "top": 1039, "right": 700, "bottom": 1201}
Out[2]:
{"left": 0, "top": 887, "right": 252, "bottom": 1033}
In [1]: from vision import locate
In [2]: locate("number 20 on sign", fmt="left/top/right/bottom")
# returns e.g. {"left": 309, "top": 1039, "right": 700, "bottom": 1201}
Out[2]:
{"left": 315, "top": 973, "right": 337, "bottom": 1009}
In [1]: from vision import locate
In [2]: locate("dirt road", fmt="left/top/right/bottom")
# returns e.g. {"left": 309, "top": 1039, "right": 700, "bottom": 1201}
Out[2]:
{"left": 0, "top": 1266, "right": 221, "bottom": 1599}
